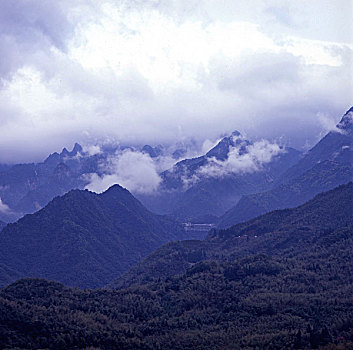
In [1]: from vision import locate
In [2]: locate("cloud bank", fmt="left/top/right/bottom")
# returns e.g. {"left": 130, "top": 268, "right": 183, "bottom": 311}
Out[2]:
{"left": 198, "top": 140, "right": 283, "bottom": 178}
{"left": 0, "top": 0, "right": 352, "bottom": 163}
{"left": 85, "top": 135, "right": 285, "bottom": 194}
{"left": 85, "top": 149, "right": 162, "bottom": 194}
{"left": 178, "top": 137, "right": 284, "bottom": 189}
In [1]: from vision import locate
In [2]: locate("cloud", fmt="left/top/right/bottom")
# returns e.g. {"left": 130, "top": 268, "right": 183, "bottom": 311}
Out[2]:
{"left": 0, "top": 0, "right": 75, "bottom": 79}
{"left": 0, "top": 0, "right": 352, "bottom": 163}
{"left": 84, "top": 149, "right": 162, "bottom": 194}
{"left": 317, "top": 112, "right": 345, "bottom": 135}
{"left": 0, "top": 198, "right": 12, "bottom": 214}
{"left": 83, "top": 145, "right": 102, "bottom": 156}
{"left": 197, "top": 139, "right": 284, "bottom": 179}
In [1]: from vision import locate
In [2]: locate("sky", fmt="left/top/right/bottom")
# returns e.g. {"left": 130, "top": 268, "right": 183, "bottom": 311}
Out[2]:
{"left": 0, "top": 0, "right": 352, "bottom": 163}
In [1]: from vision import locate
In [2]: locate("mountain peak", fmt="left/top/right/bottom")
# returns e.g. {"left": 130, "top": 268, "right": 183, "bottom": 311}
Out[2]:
{"left": 344, "top": 106, "right": 353, "bottom": 114}
{"left": 0, "top": 181, "right": 186, "bottom": 288}
{"left": 44, "top": 152, "right": 60, "bottom": 165}
{"left": 206, "top": 130, "right": 247, "bottom": 160}
{"left": 337, "top": 106, "right": 353, "bottom": 132}
{"left": 100, "top": 184, "right": 133, "bottom": 202}
{"left": 103, "top": 183, "right": 128, "bottom": 194}
{"left": 71, "top": 142, "right": 83, "bottom": 155}
{"left": 60, "top": 143, "right": 83, "bottom": 157}
{"left": 61, "top": 147, "right": 69, "bottom": 156}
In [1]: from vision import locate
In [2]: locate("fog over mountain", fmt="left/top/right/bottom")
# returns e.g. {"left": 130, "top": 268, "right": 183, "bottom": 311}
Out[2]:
{"left": 83, "top": 133, "right": 288, "bottom": 195}
{"left": 1, "top": 2, "right": 353, "bottom": 349}
{"left": 0, "top": 0, "right": 352, "bottom": 163}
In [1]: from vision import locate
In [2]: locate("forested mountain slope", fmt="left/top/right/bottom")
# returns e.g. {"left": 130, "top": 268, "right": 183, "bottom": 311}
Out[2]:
{"left": 0, "top": 184, "right": 186, "bottom": 288}
{"left": 112, "top": 182, "right": 353, "bottom": 289}
{"left": 0, "top": 183, "right": 352, "bottom": 349}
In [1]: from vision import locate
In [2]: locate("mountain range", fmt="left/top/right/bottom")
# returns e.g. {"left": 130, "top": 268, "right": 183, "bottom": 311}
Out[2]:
{"left": 1, "top": 107, "right": 351, "bottom": 229}
{"left": 137, "top": 108, "right": 352, "bottom": 224}
{"left": 0, "top": 101, "right": 352, "bottom": 348}
{"left": 0, "top": 182, "right": 352, "bottom": 349}
{"left": 0, "top": 142, "right": 187, "bottom": 223}
{"left": 0, "top": 107, "right": 351, "bottom": 290}
{"left": 0, "top": 132, "right": 302, "bottom": 225}
{"left": 217, "top": 107, "right": 353, "bottom": 228}
{"left": 137, "top": 131, "right": 302, "bottom": 221}
{"left": 0, "top": 143, "right": 87, "bottom": 222}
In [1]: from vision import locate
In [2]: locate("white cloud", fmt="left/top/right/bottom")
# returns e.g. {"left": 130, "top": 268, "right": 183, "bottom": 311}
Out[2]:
{"left": 0, "top": 198, "right": 12, "bottom": 214}
{"left": 317, "top": 112, "right": 345, "bottom": 135}
{"left": 85, "top": 149, "right": 161, "bottom": 194}
{"left": 197, "top": 139, "right": 283, "bottom": 178}
{"left": 0, "top": 0, "right": 352, "bottom": 163}
{"left": 83, "top": 145, "right": 102, "bottom": 156}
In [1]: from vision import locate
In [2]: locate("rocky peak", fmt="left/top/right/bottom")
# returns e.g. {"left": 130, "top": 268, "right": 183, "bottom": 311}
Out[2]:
{"left": 59, "top": 143, "right": 83, "bottom": 158}
{"left": 337, "top": 107, "right": 353, "bottom": 133}
{"left": 206, "top": 130, "right": 249, "bottom": 161}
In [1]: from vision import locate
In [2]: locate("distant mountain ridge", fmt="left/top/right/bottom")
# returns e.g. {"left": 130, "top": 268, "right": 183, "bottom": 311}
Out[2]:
{"left": 0, "top": 184, "right": 188, "bottom": 288}
{"left": 218, "top": 107, "right": 353, "bottom": 228}
{"left": 137, "top": 131, "right": 302, "bottom": 222}
{"left": 0, "top": 141, "right": 188, "bottom": 223}
{"left": 1, "top": 107, "right": 350, "bottom": 229}
{"left": 0, "top": 143, "right": 90, "bottom": 222}
{"left": 276, "top": 108, "right": 352, "bottom": 185}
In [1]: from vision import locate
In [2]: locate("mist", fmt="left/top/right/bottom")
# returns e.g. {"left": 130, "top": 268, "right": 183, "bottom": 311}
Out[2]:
{"left": 85, "top": 149, "right": 163, "bottom": 194}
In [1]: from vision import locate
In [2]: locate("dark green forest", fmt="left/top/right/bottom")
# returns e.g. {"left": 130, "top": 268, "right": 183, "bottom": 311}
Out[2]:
{"left": 0, "top": 183, "right": 352, "bottom": 349}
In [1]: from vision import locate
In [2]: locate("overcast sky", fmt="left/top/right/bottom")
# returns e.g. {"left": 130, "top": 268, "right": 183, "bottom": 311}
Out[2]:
{"left": 0, "top": 0, "right": 352, "bottom": 163}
